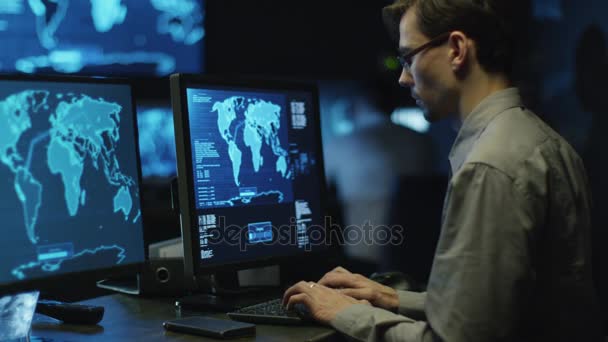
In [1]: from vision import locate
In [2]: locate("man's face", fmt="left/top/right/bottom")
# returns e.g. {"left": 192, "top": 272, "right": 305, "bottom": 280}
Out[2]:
{"left": 398, "top": 8, "right": 456, "bottom": 122}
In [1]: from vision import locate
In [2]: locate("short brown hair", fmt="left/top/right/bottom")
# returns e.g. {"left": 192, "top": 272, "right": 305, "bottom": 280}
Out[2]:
{"left": 382, "top": 0, "right": 417, "bottom": 41}
{"left": 382, "top": 0, "right": 523, "bottom": 76}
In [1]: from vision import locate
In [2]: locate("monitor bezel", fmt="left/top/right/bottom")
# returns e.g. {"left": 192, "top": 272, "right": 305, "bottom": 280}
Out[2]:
{"left": 170, "top": 73, "right": 329, "bottom": 279}
{"left": 0, "top": 73, "right": 146, "bottom": 296}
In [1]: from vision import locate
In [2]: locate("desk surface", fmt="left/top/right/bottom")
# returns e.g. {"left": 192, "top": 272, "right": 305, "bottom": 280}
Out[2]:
{"left": 31, "top": 294, "right": 339, "bottom": 341}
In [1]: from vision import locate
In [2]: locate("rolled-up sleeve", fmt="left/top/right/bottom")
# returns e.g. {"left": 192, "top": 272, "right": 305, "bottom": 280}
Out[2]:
{"left": 331, "top": 304, "right": 439, "bottom": 342}
{"left": 396, "top": 291, "right": 426, "bottom": 320}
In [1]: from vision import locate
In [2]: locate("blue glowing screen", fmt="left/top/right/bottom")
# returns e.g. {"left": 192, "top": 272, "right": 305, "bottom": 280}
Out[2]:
{"left": 0, "top": 78, "right": 145, "bottom": 286}
{"left": 183, "top": 84, "right": 327, "bottom": 266}
{"left": 137, "top": 105, "right": 177, "bottom": 178}
{"left": 186, "top": 88, "right": 294, "bottom": 209}
{"left": 0, "top": 0, "right": 204, "bottom": 76}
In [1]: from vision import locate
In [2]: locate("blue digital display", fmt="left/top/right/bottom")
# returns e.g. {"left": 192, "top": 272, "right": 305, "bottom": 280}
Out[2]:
{"left": 0, "top": 79, "right": 145, "bottom": 286}
{"left": 137, "top": 105, "right": 177, "bottom": 178}
{"left": 0, "top": 0, "right": 204, "bottom": 75}
{"left": 186, "top": 88, "right": 294, "bottom": 209}
{"left": 182, "top": 83, "right": 327, "bottom": 266}
{"left": 248, "top": 222, "right": 273, "bottom": 244}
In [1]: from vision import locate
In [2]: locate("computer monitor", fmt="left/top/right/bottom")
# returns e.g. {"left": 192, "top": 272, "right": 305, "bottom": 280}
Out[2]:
{"left": 170, "top": 74, "right": 328, "bottom": 282}
{"left": 0, "top": 0, "right": 205, "bottom": 76}
{"left": 0, "top": 75, "right": 145, "bottom": 295}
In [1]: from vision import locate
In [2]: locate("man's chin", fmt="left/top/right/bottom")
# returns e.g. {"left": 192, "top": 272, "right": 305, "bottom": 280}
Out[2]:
{"left": 421, "top": 107, "right": 441, "bottom": 123}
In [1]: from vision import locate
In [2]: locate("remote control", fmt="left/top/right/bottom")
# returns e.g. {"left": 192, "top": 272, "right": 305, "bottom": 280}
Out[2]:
{"left": 36, "top": 300, "right": 104, "bottom": 325}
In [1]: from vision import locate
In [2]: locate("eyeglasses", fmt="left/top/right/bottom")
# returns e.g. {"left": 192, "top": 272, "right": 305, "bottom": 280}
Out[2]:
{"left": 397, "top": 32, "right": 451, "bottom": 72}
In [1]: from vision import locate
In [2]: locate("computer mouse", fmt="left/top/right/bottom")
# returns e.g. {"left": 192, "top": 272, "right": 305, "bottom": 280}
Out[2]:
{"left": 369, "top": 271, "right": 415, "bottom": 291}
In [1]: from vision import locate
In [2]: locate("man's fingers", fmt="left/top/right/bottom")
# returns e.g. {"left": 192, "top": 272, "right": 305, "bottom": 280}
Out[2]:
{"left": 339, "top": 288, "right": 373, "bottom": 300}
{"left": 333, "top": 266, "right": 351, "bottom": 274}
{"left": 318, "top": 266, "right": 352, "bottom": 282}
{"left": 286, "top": 293, "right": 312, "bottom": 310}
{"left": 318, "top": 272, "right": 358, "bottom": 288}
{"left": 282, "top": 281, "right": 312, "bottom": 305}
{"left": 317, "top": 266, "right": 351, "bottom": 284}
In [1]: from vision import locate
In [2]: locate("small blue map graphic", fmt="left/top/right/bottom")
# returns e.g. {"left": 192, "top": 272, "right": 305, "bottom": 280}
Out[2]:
{"left": 0, "top": 86, "right": 142, "bottom": 282}
{"left": 213, "top": 97, "right": 290, "bottom": 187}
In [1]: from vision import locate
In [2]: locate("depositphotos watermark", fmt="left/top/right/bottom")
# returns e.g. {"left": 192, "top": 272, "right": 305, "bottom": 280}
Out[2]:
{"left": 199, "top": 216, "right": 405, "bottom": 252}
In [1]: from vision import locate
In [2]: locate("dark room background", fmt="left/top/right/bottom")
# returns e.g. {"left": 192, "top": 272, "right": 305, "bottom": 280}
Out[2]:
{"left": 133, "top": 0, "right": 608, "bottom": 325}
{"left": 2, "top": 0, "right": 605, "bottom": 326}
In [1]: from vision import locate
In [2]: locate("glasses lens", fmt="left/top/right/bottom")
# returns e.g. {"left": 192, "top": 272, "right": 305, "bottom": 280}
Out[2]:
{"left": 397, "top": 56, "right": 409, "bottom": 70}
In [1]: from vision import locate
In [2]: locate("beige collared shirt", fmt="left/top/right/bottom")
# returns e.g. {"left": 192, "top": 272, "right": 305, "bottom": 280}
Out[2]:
{"left": 331, "top": 88, "right": 603, "bottom": 341}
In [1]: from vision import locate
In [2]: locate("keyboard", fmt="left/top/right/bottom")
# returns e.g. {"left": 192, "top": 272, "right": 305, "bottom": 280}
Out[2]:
{"left": 227, "top": 298, "right": 312, "bottom": 325}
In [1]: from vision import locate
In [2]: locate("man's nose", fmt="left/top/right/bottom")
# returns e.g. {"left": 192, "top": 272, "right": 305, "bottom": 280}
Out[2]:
{"left": 398, "top": 68, "right": 414, "bottom": 88}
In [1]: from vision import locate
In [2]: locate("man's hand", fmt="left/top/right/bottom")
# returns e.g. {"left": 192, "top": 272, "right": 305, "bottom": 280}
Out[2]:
{"left": 282, "top": 281, "right": 370, "bottom": 324}
{"left": 318, "top": 267, "right": 400, "bottom": 311}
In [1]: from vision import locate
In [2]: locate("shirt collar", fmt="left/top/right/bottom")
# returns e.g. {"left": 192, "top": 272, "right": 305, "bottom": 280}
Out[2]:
{"left": 448, "top": 87, "right": 524, "bottom": 175}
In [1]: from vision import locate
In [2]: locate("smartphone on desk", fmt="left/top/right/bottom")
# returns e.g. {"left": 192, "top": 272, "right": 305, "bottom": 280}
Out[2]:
{"left": 163, "top": 316, "right": 256, "bottom": 339}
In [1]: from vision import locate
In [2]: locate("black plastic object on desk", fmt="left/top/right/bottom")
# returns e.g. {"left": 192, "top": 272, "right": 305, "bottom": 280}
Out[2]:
{"left": 164, "top": 316, "right": 256, "bottom": 339}
{"left": 36, "top": 300, "right": 104, "bottom": 325}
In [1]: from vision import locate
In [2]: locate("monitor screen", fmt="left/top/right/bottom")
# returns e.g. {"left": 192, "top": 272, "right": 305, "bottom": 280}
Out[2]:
{"left": 137, "top": 105, "right": 177, "bottom": 178}
{"left": 171, "top": 75, "right": 328, "bottom": 275}
{"left": 0, "top": 0, "right": 205, "bottom": 76}
{"left": 0, "top": 76, "right": 145, "bottom": 290}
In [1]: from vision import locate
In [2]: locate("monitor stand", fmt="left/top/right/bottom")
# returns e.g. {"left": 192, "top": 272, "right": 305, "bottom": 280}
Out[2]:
{"left": 176, "top": 269, "right": 282, "bottom": 312}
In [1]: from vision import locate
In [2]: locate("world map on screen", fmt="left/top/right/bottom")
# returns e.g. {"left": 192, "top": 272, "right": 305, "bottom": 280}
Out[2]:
{"left": 0, "top": 86, "right": 143, "bottom": 282}
{"left": 187, "top": 89, "right": 294, "bottom": 209}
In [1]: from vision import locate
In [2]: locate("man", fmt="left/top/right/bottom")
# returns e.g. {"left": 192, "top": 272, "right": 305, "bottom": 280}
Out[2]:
{"left": 282, "top": 0, "right": 604, "bottom": 341}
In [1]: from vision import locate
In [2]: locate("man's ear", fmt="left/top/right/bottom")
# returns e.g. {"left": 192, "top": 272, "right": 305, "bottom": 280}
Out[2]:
{"left": 447, "top": 31, "right": 470, "bottom": 72}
